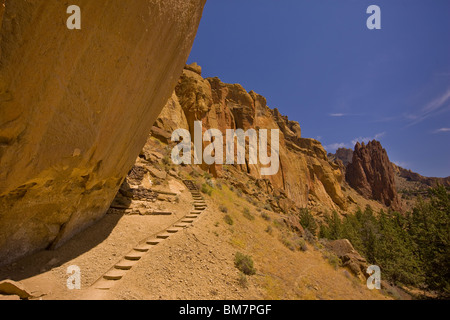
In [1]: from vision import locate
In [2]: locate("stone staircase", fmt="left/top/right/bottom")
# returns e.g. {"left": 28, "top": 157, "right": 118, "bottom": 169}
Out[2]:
{"left": 93, "top": 180, "right": 207, "bottom": 290}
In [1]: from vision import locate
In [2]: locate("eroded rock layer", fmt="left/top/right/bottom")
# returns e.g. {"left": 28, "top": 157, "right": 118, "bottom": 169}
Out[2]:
{"left": 155, "top": 64, "right": 347, "bottom": 211}
{"left": 346, "top": 141, "right": 401, "bottom": 209}
{"left": 0, "top": 0, "right": 206, "bottom": 265}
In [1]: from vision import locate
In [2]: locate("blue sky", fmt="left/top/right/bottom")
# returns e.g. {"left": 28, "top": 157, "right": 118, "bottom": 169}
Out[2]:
{"left": 187, "top": 0, "right": 450, "bottom": 177}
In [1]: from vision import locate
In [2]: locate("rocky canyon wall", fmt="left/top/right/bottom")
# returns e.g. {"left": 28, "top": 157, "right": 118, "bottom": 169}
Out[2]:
{"left": 155, "top": 64, "right": 347, "bottom": 211}
{"left": 0, "top": 0, "right": 206, "bottom": 265}
{"left": 346, "top": 141, "right": 401, "bottom": 209}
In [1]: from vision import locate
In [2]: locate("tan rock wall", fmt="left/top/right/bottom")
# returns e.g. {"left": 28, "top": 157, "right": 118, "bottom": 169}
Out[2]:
{"left": 0, "top": 0, "right": 206, "bottom": 265}
{"left": 156, "top": 65, "right": 347, "bottom": 211}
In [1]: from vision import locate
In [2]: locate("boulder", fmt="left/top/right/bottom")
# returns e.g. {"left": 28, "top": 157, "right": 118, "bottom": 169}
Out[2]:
{"left": 0, "top": 280, "right": 33, "bottom": 300}
{"left": 325, "top": 239, "right": 368, "bottom": 279}
{"left": 0, "top": 0, "right": 206, "bottom": 265}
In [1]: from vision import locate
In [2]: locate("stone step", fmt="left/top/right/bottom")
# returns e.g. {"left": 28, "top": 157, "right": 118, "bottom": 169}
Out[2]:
{"left": 150, "top": 211, "right": 173, "bottom": 216}
{"left": 174, "top": 223, "right": 189, "bottom": 228}
{"left": 194, "top": 201, "right": 206, "bottom": 204}
{"left": 190, "top": 211, "right": 202, "bottom": 215}
{"left": 133, "top": 244, "right": 153, "bottom": 252}
{"left": 114, "top": 259, "right": 138, "bottom": 270}
{"left": 166, "top": 227, "right": 182, "bottom": 233}
{"left": 124, "top": 251, "right": 144, "bottom": 261}
{"left": 194, "top": 206, "right": 207, "bottom": 210}
{"left": 146, "top": 238, "right": 164, "bottom": 245}
{"left": 182, "top": 218, "right": 195, "bottom": 223}
{"left": 95, "top": 279, "right": 116, "bottom": 290}
{"left": 156, "top": 233, "right": 171, "bottom": 239}
{"left": 103, "top": 269, "right": 127, "bottom": 281}
{"left": 185, "top": 215, "right": 198, "bottom": 219}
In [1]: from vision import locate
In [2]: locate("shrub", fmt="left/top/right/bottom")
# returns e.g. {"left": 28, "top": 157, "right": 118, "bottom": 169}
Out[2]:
{"left": 203, "top": 172, "right": 212, "bottom": 179}
{"left": 243, "top": 207, "right": 255, "bottom": 220}
{"left": 303, "top": 229, "right": 316, "bottom": 244}
{"left": 299, "top": 208, "right": 318, "bottom": 235}
{"left": 201, "top": 183, "right": 212, "bottom": 196}
{"left": 261, "top": 211, "right": 271, "bottom": 221}
{"left": 265, "top": 225, "right": 273, "bottom": 235}
{"left": 238, "top": 272, "right": 248, "bottom": 288}
{"left": 219, "top": 205, "right": 228, "bottom": 213}
{"left": 224, "top": 214, "right": 234, "bottom": 226}
{"left": 296, "top": 238, "right": 308, "bottom": 252}
{"left": 234, "top": 252, "right": 256, "bottom": 275}
{"left": 322, "top": 251, "right": 342, "bottom": 270}
{"left": 281, "top": 237, "right": 296, "bottom": 251}
{"left": 273, "top": 219, "right": 285, "bottom": 230}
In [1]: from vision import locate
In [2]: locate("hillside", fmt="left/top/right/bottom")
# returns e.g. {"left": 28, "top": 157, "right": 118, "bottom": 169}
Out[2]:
{"left": 0, "top": 134, "right": 391, "bottom": 300}
{"left": 0, "top": 64, "right": 406, "bottom": 300}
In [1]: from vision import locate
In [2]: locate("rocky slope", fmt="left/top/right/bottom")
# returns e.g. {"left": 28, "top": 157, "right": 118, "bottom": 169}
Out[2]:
{"left": 154, "top": 64, "right": 347, "bottom": 212}
{"left": 393, "top": 164, "right": 450, "bottom": 188}
{"left": 345, "top": 141, "right": 401, "bottom": 210}
{"left": 0, "top": 0, "right": 206, "bottom": 266}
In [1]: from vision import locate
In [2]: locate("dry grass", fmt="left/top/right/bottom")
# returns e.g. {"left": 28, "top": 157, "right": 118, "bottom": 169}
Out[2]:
{"left": 211, "top": 184, "right": 389, "bottom": 300}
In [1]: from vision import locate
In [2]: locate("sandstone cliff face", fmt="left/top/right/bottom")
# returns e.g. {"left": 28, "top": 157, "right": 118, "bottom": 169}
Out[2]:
{"left": 155, "top": 64, "right": 347, "bottom": 211}
{"left": 346, "top": 141, "right": 400, "bottom": 209}
{"left": 0, "top": 0, "right": 205, "bottom": 265}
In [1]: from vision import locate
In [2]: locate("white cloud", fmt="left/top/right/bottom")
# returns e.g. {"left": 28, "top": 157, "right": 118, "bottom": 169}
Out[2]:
{"left": 324, "top": 142, "right": 350, "bottom": 152}
{"left": 351, "top": 132, "right": 386, "bottom": 146}
{"left": 406, "top": 88, "right": 450, "bottom": 126}
{"left": 329, "top": 113, "right": 345, "bottom": 117}
{"left": 433, "top": 127, "right": 450, "bottom": 133}
{"left": 392, "top": 160, "right": 409, "bottom": 168}
{"left": 325, "top": 132, "right": 386, "bottom": 153}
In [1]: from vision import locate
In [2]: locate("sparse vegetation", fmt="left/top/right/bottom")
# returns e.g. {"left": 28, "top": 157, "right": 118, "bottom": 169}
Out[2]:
{"left": 281, "top": 237, "right": 295, "bottom": 251}
{"left": 261, "top": 211, "right": 271, "bottom": 221}
{"left": 243, "top": 207, "right": 255, "bottom": 220}
{"left": 298, "top": 208, "right": 318, "bottom": 235}
{"left": 265, "top": 225, "right": 273, "bottom": 235}
{"left": 238, "top": 272, "right": 248, "bottom": 288}
{"left": 219, "top": 204, "right": 228, "bottom": 213}
{"left": 281, "top": 234, "right": 308, "bottom": 252}
{"left": 201, "top": 183, "right": 213, "bottom": 196}
{"left": 234, "top": 252, "right": 256, "bottom": 275}
{"left": 224, "top": 214, "right": 234, "bottom": 226}
{"left": 273, "top": 219, "right": 285, "bottom": 230}
{"left": 322, "top": 251, "right": 342, "bottom": 270}
{"left": 296, "top": 238, "right": 308, "bottom": 252}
